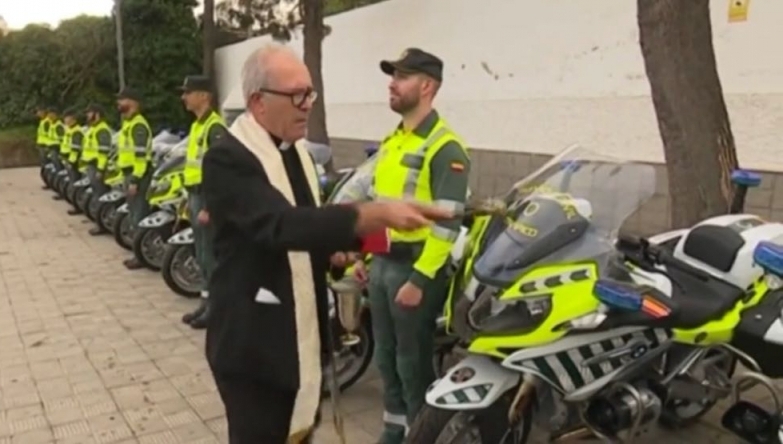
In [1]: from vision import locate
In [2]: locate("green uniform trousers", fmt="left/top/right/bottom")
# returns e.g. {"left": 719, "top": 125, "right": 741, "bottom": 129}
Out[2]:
{"left": 368, "top": 255, "right": 447, "bottom": 444}
{"left": 124, "top": 169, "right": 152, "bottom": 226}
{"left": 187, "top": 192, "right": 216, "bottom": 297}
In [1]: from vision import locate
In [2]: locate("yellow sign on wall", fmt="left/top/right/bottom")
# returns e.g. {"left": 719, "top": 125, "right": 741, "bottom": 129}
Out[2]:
{"left": 728, "top": 0, "right": 750, "bottom": 22}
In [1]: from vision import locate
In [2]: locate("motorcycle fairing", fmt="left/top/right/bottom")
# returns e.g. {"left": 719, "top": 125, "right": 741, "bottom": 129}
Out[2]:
{"left": 168, "top": 227, "right": 194, "bottom": 245}
{"left": 425, "top": 355, "right": 520, "bottom": 411}
{"left": 501, "top": 326, "right": 671, "bottom": 401}
{"left": 139, "top": 210, "right": 176, "bottom": 229}
{"left": 98, "top": 190, "right": 124, "bottom": 203}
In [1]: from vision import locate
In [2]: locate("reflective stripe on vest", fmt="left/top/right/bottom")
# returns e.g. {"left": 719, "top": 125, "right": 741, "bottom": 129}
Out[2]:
{"left": 183, "top": 111, "right": 225, "bottom": 186}
{"left": 50, "top": 121, "right": 65, "bottom": 145}
{"left": 83, "top": 121, "right": 112, "bottom": 163}
{"left": 60, "top": 126, "right": 80, "bottom": 155}
{"left": 371, "top": 120, "right": 461, "bottom": 243}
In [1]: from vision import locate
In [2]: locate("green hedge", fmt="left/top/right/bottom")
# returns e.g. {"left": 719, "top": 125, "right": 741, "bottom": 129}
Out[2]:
{"left": 0, "top": 126, "right": 39, "bottom": 168}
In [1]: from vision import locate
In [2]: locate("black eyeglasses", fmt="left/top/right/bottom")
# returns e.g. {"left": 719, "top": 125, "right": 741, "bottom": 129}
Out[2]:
{"left": 257, "top": 87, "right": 318, "bottom": 108}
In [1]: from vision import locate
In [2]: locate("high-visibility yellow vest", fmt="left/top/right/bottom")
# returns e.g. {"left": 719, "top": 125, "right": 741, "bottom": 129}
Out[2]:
{"left": 117, "top": 114, "right": 152, "bottom": 177}
{"left": 372, "top": 118, "right": 465, "bottom": 243}
{"left": 36, "top": 118, "right": 52, "bottom": 145}
{"left": 183, "top": 111, "right": 225, "bottom": 186}
{"left": 82, "top": 121, "right": 111, "bottom": 164}
{"left": 49, "top": 120, "right": 65, "bottom": 147}
{"left": 60, "top": 125, "right": 82, "bottom": 157}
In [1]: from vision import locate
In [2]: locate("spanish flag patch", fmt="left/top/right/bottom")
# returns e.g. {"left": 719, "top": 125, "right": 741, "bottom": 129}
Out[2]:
{"left": 450, "top": 161, "right": 465, "bottom": 172}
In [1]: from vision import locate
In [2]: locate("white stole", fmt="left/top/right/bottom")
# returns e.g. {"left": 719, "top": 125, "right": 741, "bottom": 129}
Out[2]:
{"left": 229, "top": 112, "right": 322, "bottom": 439}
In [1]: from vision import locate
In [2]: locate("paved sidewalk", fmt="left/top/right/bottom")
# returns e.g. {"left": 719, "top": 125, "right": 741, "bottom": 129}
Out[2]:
{"left": 0, "top": 167, "right": 770, "bottom": 443}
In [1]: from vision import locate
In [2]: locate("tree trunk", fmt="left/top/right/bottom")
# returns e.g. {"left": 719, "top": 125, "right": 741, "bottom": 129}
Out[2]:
{"left": 637, "top": 0, "right": 740, "bottom": 228}
{"left": 302, "top": 0, "right": 335, "bottom": 173}
{"left": 203, "top": 0, "right": 218, "bottom": 108}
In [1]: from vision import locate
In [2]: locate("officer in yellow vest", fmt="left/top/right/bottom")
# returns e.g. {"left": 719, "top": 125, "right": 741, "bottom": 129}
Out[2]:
{"left": 116, "top": 87, "right": 153, "bottom": 270}
{"left": 82, "top": 104, "right": 115, "bottom": 235}
{"left": 177, "top": 75, "right": 227, "bottom": 329}
{"left": 36, "top": 106, "right": 54, "bottom": 188}
{"left": 59, "top": 108, "right": 86, "bottom": 214}
{"left": 353, "top": 48, "right": 471, "bottom": 444}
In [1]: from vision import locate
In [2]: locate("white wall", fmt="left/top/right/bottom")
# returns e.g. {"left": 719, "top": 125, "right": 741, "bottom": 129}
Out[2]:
{"left": 215, "top": 0, "right": 783, "bottom": 171}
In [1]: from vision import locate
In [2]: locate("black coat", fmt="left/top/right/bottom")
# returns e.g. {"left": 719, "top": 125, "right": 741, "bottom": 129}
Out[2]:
{"left": 201, "top": 132, "right": 359, "bottom": 391}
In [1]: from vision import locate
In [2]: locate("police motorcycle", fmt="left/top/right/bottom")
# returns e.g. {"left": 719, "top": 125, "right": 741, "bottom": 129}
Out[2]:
{"left": 405, "top": 145, "right": 783, "bottom": 443}
{"left": 109, "top": 131, "right": 183, "bottom": 250}
{"left": 131, "top": 137, "right": 189, "bottom": 270}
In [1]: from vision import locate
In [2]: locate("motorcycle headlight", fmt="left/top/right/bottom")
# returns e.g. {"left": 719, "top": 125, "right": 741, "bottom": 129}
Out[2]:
{"left": 467, "top": 291, "right": 552, "bottom": 334}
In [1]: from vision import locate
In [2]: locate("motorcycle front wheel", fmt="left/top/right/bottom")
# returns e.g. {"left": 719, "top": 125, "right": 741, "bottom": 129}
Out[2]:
{"left": 112, "top": 211, "right": 134, "bottom": 251}
{"left": 406, "top": 397, "right": 530, "bottom": 444}
{"left": 161, "top": 244, "right": 202, "bottom": 298}
{"left": 97, "top": 201, "right": 120, "bottom": 232}
{"left": 132, "top": 223, "right": 173, "bottom": 271}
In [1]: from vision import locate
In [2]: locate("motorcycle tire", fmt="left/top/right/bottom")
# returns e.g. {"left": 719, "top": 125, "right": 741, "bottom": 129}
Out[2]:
{"left": 112, "top": 211, "right": 134, "bottom": 251}
{"left": 161, "top": 244, "right": 201, "bottom": 298}
{"left": 65, "top": 182, "right": 77, "bottom": 205}
{"left": 132, "top": 223, "right": 173, "bottom": 271}
{"left": 406, "top": 396, "right": 530, "bottom": 444}
{"left": 54, "top": 175, "right": 65, "bottom": 196}
{"left": 87, "top": 195, "right": 102, "bottom": 222}
{"left": 97, "top": 202, "right": 117, "bottom": 232}
{"left": 75, "top": 188, "right": 90, "bottom": 215}
{"left": 321, "top": 314, "right": 375, "bottom": 397}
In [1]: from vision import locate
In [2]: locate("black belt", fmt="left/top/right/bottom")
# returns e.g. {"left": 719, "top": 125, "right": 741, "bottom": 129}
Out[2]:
{"left": 377, "top": 241, "right": 424, "bottom": 262}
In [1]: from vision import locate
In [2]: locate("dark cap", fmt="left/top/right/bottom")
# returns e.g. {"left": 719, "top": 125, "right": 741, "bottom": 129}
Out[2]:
{"left": 85, "top": 103, "right": 104, "bottom": 114}
{"left": 63, "top": 107, "right": 78, "bottom": 117}
{"left": 179, "top": 75, "right": 213, "bottom": 93}
{"left": 380, "top": 48, "right": 443, "bottom": 82}
{"left": 47, "top": 106, "right": 59, "bottom": 114}
{"left": 116, "top": 86, "right": 142, "bottom": 102}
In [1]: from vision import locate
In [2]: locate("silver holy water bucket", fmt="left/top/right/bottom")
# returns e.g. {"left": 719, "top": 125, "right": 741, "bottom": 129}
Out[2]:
{"left": 329, "top": 277, "right": 364, "bottom": 347}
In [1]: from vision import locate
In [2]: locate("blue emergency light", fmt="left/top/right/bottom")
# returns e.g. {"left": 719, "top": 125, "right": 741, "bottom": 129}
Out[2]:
{"left": 753, "top": 241, "right": 783, "bottom": 278}
{"left": 730, "top": 169, "right": 761, "bottom": 188}
{"left": 592, "top": 279, "right": 643, "bottom": 312}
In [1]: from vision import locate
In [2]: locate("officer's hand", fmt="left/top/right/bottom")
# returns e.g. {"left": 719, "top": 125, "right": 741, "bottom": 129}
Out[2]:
{"left": 95, "top": 173, "right": 102, "bottom": 180}
{"left": 352, "top": 260, "right": 368, "bottom": 283}
{"left": 197, "top": 210, "right": 210, "bottom": 225}
{"left": 330, "top": 252, "right": 349, "bottom": 268}
{"left": 127, "top": 184, "right": 137, "bottom": 196}
{"left": 395, "top": 281, "right": 423, "bottom": 308}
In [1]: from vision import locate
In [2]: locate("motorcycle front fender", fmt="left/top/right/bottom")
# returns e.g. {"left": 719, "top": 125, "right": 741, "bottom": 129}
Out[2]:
{"left": 168, "top": 227, "right": 194, "bottom": 245}
{"left": 139, "top": 210, "right": 175, "bottom": 228}
{"left": 57, "top": 169, "right": 68, "bottom": 176}
{"left": 424, "top": 354, "right": 519, "bottom": 411}
{"left": 117, "top": 203, "right": 130, "bottom": 214}
{"left": 74, "top": 177, "right": 90, "bottom": 187}
{"left": 98, "top": 190, "right": 124, "bottom": 203}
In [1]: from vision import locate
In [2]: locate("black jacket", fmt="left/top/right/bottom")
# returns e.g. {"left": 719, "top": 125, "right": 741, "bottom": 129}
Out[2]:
{"left": 201, "top": 132, "right": 359, "bottom": 391}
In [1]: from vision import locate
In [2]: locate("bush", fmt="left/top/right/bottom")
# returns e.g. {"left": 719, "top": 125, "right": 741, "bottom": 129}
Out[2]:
{"left": 0, "top": 126, "right": 39, "bottom": 168}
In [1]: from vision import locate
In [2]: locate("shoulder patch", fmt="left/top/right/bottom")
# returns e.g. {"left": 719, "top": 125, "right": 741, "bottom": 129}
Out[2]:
{"left": 449, "top": 161, "right": 466, "bottom": 172}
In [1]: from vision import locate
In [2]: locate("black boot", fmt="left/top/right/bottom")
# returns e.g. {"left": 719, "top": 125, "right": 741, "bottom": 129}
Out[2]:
{"left": 182, "top": 299, "right": 208, "bottom": 324}
{"left": 123, "top": 257, "right": 144, "bottom": 270}
{"left": 189, "top": 299, "right": 211, "bottom": 330}
{"left": 52, "top": 195, "right": 63, "bottom": 200}
{"left": 67, "top": 208, "right": 82, "bottom": 215}
{"left": 89, "top": 227, "right": 107, "bottom": 236}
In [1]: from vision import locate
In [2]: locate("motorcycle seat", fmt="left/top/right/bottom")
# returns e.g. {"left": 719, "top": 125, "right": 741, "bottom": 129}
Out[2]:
{"left": 602, "top": 267, "right": 746, "bottom": 330}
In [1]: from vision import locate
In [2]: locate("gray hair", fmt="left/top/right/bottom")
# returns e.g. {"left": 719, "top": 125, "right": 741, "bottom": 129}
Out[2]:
{"left": 241, "top": 42, "right": 299, "bottom": 105}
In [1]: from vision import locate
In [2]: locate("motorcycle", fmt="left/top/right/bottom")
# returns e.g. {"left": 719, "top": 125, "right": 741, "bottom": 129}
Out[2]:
{"left": 132, "top": 148, "right": 189, "bottom": 270}
{"left": 406, "top": 145, "right": 783, "bottom": 443}
{"left": 110, "top": 133, "right": 183, "bottom": 250}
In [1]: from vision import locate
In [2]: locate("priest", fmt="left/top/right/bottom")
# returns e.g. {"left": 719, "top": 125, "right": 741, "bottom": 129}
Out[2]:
{"left": 201, "top": 43, "right": 451, "bottom": 443}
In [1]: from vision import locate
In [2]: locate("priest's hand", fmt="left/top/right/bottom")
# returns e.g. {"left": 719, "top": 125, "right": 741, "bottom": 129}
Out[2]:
{"left": 395, "top": 281, "right": 423, "bottom": 308}
{"left": 354, "top": 201, "right": 452, "bottom": 235}
{"left": 330, "top": 252, "right": 349, "bottom": 267}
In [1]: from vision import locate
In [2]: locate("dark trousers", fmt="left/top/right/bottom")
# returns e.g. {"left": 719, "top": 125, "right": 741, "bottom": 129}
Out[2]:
{"left": 188, "top": 192, "right": 216, "bottom": 296}
{"left": 214, "top": 375, "right": 315, "bottom": 444}
{"left": 125, "top": 168, "right": 153, "bottom": 226}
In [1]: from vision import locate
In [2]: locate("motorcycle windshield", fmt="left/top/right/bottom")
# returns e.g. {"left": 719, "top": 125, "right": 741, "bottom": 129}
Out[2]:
{"left": 471, "top": 145, "right": 656, "bottom": 285}
{"left": 153, "top": 153, "right": 186, "bottom": 178}
{"left": 327, "top": 152, "right": 379, "bottom": 204}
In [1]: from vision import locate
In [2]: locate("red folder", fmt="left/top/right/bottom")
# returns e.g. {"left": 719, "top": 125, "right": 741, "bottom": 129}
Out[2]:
{"left": 360, "top": 229, "right": 390, "bottom": 254}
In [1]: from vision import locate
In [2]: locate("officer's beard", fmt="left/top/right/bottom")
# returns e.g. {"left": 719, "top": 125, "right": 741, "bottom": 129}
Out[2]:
{"left": 390, "top": 93, "right": 419, "bottom": 115}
